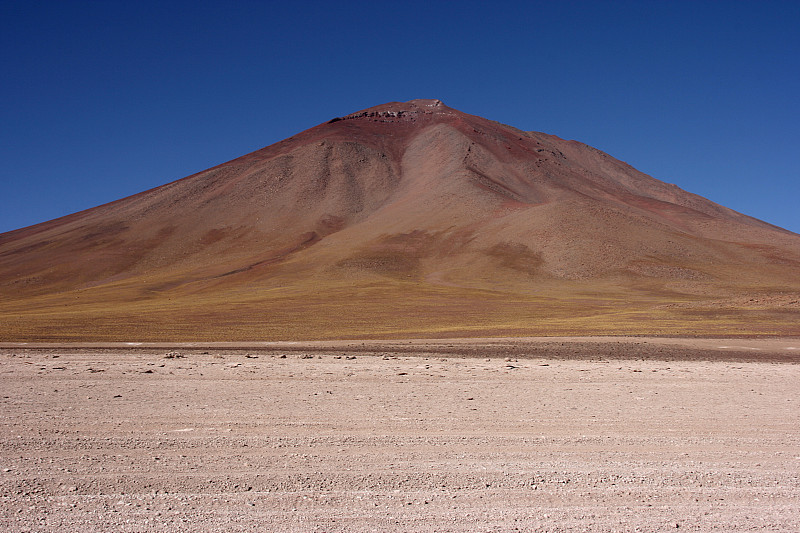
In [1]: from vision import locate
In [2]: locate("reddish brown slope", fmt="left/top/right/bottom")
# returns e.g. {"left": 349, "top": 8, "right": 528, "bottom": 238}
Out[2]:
{"left": 1, "top": 99, "right": 799, "bottom": 340}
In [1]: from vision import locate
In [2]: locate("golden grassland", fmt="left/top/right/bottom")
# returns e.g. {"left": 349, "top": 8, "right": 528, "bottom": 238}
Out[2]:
{"left": 2, "top": 274, "right": 798, "bottom": 341}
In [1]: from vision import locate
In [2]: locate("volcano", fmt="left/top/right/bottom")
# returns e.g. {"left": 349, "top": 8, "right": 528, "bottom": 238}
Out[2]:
{"left": 2, "top": 99, "right": 799, "bottom": 340}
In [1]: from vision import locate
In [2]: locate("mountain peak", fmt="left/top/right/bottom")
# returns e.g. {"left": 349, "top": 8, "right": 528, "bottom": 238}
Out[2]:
{"left": 406, "top": 98, "right": 445, "bottom": 108}
{"left": 330, "top": 99, "right": 451, "bottom": 124}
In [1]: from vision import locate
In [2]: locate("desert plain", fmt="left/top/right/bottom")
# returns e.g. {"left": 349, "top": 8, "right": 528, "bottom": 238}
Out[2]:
{"left": 1, "top": 337, "right": 799, "bottom": 532}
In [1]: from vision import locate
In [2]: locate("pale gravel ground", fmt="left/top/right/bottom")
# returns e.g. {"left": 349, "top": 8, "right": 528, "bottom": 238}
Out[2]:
{"left": 1, "top": 341, "right": 799, "bottom": 532}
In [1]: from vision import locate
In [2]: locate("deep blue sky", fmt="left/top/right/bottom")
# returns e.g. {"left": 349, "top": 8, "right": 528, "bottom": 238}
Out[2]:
{"left": 2, "top": 0, "right": 799, "bottom": 234}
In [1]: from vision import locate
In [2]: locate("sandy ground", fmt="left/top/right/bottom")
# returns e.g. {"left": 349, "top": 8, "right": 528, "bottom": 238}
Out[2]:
{"left": 1, "top": 338, "right": 799, "bottom": 532}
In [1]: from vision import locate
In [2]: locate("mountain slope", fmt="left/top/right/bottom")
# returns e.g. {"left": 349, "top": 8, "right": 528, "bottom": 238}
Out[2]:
{"left": 2, "top": 99, "right": 799, "bottom": 340}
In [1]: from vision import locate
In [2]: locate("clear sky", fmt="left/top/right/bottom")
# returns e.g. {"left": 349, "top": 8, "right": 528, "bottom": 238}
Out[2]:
{"left": 1, "top": 0, "right": 798, "bottom": 234}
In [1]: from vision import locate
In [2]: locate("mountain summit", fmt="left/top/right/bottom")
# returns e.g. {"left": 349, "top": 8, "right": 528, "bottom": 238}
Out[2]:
{"left": 2, "top": 100, "right": 799, "bottom": 340}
